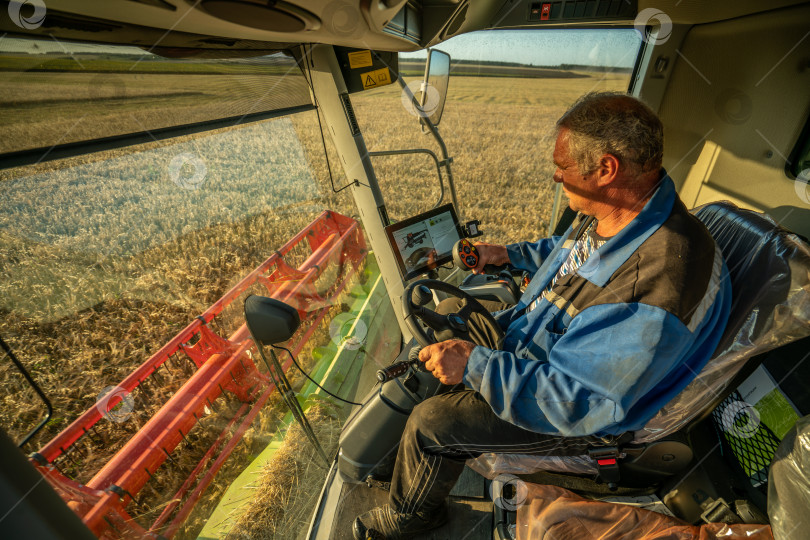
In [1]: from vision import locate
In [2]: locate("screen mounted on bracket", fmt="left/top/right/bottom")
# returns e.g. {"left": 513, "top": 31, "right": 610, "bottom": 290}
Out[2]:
{"left": 384, "top": 204, "right": 462, "bottom": 281}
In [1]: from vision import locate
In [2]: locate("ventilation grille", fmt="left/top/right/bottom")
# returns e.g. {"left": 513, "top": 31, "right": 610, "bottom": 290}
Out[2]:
{"left": 340, "top": 93, "right": 360, "bottom": 136}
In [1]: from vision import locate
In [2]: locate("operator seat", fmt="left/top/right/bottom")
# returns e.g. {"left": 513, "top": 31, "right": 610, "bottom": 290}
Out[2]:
{"left": 468, "top": 201, "right": 810, "bottom": 490}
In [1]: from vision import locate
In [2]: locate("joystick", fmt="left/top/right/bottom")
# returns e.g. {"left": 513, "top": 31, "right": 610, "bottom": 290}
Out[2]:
{"left": 453, "top": 238, "right": 479, "bottom": 270}
{"left": 452, "top": 239, "right": 501, "bottom": 274}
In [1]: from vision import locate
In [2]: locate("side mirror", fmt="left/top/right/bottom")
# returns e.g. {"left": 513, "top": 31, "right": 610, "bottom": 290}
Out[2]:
{"left": 244, "top": 295, "right": 300, "bottom": 345}
{"left": 421, "top": 49, "right": 450, "bottom": 126}
{"left": 242, "top": 295, "right": 330, "bottom": 466}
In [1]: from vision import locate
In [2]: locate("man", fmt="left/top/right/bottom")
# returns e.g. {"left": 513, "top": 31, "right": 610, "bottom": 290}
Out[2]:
{"left": 354, "top": 92, "right": 731, "bottom": 539}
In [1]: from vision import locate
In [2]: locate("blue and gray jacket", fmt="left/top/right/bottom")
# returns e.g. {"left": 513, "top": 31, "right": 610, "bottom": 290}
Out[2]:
{"left": 463, "top": 175, "right": 732, "bottom": 437}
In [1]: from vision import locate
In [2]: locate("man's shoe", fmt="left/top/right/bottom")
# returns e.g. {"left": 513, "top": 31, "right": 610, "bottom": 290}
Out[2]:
{"left": 352, "top": 503, "right": 448, "bottom": 540}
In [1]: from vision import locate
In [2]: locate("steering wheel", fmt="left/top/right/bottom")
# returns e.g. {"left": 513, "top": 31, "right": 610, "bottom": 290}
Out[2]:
{"left": 402, "top": 279, "right": 500, "bottom": 348}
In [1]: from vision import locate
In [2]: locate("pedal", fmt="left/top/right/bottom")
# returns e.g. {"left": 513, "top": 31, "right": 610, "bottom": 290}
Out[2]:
{"left": 365, "top": 475, "right": 391, "bottom": 491}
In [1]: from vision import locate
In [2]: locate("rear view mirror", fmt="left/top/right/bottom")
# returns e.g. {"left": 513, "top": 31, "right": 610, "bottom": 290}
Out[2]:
{"left": 421, "top": 49, "right": 450, "bottom": 126}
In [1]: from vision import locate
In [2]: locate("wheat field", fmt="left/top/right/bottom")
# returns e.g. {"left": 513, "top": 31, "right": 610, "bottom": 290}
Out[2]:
{"left": 0, "top": 69, "right": 629, "bottom": 536}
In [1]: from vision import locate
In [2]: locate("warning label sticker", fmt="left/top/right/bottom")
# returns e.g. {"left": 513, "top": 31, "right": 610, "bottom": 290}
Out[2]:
{"left": 347, "top": 50, "right": 373, "bottom": 69}
{"left": 361, "top": 67, "right": 392, "bottom": 90}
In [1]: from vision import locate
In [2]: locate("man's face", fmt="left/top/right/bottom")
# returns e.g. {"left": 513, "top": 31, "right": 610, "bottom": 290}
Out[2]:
{"left": 552, "top": 128, "right": 600, "bottom": 215}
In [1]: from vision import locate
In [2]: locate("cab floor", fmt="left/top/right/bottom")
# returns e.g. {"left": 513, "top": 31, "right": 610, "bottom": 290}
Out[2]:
{"left": 328, "top": 467, "right": 492, "bottom": 540}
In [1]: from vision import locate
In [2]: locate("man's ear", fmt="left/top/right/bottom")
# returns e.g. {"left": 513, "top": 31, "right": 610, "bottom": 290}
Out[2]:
{"left": 594, "top": 154, "right": 620, "bottom": 186}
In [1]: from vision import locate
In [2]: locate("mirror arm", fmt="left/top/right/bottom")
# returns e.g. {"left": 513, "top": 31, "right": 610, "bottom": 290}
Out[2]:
{"left": 396, "top": 75, "right": 461, "bottom": 220}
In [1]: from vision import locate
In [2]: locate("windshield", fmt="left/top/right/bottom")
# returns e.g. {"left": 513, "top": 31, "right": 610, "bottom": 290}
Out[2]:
{"left": 0, "top": 39, "right": 398, "bottom": 539}
{"left": 1, "top": 27, "right": 643, "bottom": 540}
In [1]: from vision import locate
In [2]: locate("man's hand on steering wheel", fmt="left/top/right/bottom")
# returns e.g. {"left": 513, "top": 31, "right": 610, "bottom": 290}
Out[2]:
{"left": 403, "top": 279, "right": 503, "bottom": 385}
{"left": 418, "top": 340, "right": 476, "bottom": 385}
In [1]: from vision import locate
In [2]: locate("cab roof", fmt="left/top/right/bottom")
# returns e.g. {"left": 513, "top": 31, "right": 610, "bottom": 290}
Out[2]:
{"left": 2, "top": 0, "right": 808, "bottom": 57}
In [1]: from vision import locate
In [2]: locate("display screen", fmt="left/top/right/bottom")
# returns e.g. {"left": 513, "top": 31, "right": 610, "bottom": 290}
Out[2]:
{"left": 385, "top": 204, "right": 461, "bottom": 280}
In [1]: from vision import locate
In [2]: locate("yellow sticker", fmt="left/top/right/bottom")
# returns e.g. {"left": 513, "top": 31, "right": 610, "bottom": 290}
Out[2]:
{"left": 347, "top": 50, "right": 373, "bottom": 69}
{"left": 360, "top": 67, "right": 392, "bottom": 90}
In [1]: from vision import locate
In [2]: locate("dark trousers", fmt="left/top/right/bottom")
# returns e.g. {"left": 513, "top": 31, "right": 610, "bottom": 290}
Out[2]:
{"left": 388, "top": 297, "right": 604, "bottom": 516}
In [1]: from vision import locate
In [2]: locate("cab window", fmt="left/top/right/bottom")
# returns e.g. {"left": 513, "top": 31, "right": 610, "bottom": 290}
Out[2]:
{"left": 351, "top": 28, "right": 642, "bottom": 244}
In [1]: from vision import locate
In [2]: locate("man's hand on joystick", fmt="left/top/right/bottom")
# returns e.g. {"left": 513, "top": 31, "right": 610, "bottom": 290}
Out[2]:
{"left": 452, "top": 239, "right": 509, "bottom": 274}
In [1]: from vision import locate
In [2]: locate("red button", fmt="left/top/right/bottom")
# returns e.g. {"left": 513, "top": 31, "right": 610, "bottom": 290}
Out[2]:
{"left": 541, "top": 3, "right": 551, "bottom": 20}
{"left": 597, "top": 458, "right": 617, "bottom": 466}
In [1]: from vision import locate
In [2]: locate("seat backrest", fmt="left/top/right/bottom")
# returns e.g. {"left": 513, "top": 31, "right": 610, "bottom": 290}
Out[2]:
{"left": 634, "top": 201, "right": 810, "bottom": 443}
{"left": 697, "top": 202, "right": 794, "bottom": 351}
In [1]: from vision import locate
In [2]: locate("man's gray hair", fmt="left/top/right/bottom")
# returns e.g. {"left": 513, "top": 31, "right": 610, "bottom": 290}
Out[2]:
{"left": 556, "top": 92, "right": 663, "bottom": 175}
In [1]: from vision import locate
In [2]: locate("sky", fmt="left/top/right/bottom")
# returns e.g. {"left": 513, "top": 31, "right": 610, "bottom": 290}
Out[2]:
{"left": 401, "top": 29, "right": 642, "bottom": 68}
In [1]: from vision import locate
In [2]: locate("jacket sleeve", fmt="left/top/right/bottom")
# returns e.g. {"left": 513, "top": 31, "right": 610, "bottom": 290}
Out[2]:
{"left": 462, "top": 302, "right": 695, "bottom": 437}
{"left": 506, "top": 237, "right": 560, "bottom": 275}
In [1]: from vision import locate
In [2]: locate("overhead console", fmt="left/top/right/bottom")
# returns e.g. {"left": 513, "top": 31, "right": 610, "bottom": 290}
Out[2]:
{"left": 0, "top": 0, "right": 428, "bottom": 53}
{"left": 489, "top": 0, "right": 637, "bottom": 28}
{"left": 195, "top": 1, "right": 322, "bottom": 33}
{"left": 382, "top": 1, "right": 423, "bottom": 45}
